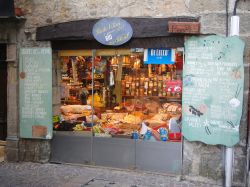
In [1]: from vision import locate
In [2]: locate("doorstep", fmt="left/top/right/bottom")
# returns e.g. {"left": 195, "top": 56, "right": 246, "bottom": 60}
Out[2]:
{"left": 0, "top": 146, "right": 5, "bottom": 162}
{"left": 0, "top": 141, "right": 6, "bottom": 162}
{"left": 0, "top": 140, "right": 6, "bottom": 146}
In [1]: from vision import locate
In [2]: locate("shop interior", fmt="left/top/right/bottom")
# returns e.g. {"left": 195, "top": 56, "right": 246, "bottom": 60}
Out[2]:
{"left": 54, "top": 48, "right": 183, "bottom": 142}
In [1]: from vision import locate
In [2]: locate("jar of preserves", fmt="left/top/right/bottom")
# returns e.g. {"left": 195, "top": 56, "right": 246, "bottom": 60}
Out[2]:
{"left": 140, "top": 77, "right": 145, "bottom": 86}
{"left": 131, "top": 82, "right": 136, "bottom": 89}
{"left": 149, "top": 81, "right": 153, "bottom": 89}
{"left": 153, "top": 81, "right": 158, "bottom": 87}
{"left": 158, "top": 81, "right": 162, "bottom": 89}
{"left": 166, "top": 72, "right": 171, "bottom": 81}
{"left": 126, "top": 81, "right": 131, "bottom": 88}
{"left": 135, "top": 78, "right": 140, "bottom": 88}
{"left": 139, "top": 88, "right": 144, "bottom": 96}
{"left": 126, "top": 89, "right": 130, "bottom": 96}
{"left": 144, "top": 81, "right": 149, "bottom": 89}
{"left": 167, "top": 91, "right": 171, "bottom": 97}
{"left": 135, "top": 89, "right": 139, "bottom": 96}
{"left": 153, "top": 87, "right": 158, "bottom": 96}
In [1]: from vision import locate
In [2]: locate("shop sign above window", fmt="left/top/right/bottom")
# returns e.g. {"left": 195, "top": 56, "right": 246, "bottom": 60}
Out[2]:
{"left": 92, "top": 17, "right": 133, "bottom": 46}
{"left": 144, "top": 48, "right": 175, "bottom": 64}
{"left": 168, "top": 21, "right": 200, "bottom": 34}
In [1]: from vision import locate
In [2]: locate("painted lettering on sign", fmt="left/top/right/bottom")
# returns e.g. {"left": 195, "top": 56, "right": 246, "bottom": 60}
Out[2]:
{"left": 144, "top": 48, "right": 175, "bottom": 64}
{"left": 19, "top": 48, "right": 52, "bottom": 139}
{"left": 182, "top": 35, "right": 245, "bottom": 147}
{"left": 92, "top": 17, "right": 133, "bottom": 46}
{"left": 150, "top": 49, "right": 169, "bottom": 56}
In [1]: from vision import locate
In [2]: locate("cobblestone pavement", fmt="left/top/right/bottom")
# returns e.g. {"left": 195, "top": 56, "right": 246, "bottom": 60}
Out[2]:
{"left": 0, "top": 162, "right": 222, "bottom": 187}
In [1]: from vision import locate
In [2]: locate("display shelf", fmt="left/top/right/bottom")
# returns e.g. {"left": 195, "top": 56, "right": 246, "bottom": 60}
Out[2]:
{"left": 82, "top": 78, "right": 104, "bottom": 80}
{"left": 61, "top": 99, "right": 81, "bottom": 105}
{"left": 122, "top": 95, "right": 181, "bottom": 101}
{"left": 86, "top": 88, "right": 101, "bottom": 90}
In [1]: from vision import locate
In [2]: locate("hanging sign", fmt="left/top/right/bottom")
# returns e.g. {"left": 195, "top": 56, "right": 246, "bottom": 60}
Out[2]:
{"left": 182, "top": 35, "right": 245, "bottom": 147}
{"left": 92, "top": 17, "right": 133, "bottom": 46}
{"left": 144, "top": 48, "right": 175, "bottom": 64}
{"left": 19, "top": 48, "right": 52, "bottom": 139}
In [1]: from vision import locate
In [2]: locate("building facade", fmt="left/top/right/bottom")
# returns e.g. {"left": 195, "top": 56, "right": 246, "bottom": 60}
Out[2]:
{"left": 1, "top": 0, "right": 250, "bottom": 186}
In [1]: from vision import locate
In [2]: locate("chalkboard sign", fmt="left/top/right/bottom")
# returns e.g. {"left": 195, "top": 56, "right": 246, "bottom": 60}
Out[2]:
{"left": 182, "top": 36, "right": 245, "bottom": 147}
{"left": 19, "top": 48, "right": 52, "bottom": 139}
{"left": 92, "top": 17, "right": 133, "bottom": 46}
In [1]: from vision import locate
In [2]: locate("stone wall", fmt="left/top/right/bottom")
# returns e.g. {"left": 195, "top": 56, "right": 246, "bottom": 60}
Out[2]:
{"left": 11, "top": 0, "right": 250, "bottom": 186}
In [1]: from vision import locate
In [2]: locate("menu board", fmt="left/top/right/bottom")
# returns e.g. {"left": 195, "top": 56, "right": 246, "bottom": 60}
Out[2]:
{"left": 19, "top": 48, "right": 52, "bottom": 139}
{"left": 182, "top": 36, "right": 245, "bottom": 147}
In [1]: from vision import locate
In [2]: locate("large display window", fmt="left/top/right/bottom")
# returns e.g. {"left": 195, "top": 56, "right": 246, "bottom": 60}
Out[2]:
{"left": 55, "top": 49, "right": 183, "bottom": 142}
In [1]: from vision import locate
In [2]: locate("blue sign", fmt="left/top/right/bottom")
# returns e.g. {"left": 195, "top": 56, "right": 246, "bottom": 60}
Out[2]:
{"left": 144, "top": 48, "right": 175, "bottom": 64}
{"left": 92, "top": 17, "right": 133, "bottom": 46}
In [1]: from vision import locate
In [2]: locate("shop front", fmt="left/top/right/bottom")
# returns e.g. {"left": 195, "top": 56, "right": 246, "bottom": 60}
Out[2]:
{"left": 51, "top": 48, "right": 183, "bottom": 173}
{"left": 34, "top": 17, "right": 198, "bottom": 174}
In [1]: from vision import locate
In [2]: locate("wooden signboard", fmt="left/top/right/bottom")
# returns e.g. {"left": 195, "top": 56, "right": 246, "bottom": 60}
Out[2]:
{"left": 168, "top": 21, "right": 200, "bottom": 34}
{"left": 182, "top": 35, "right": 245, "bottom": 146}
{"left": 19, "top": 48, "right": 52, "bottom": 139}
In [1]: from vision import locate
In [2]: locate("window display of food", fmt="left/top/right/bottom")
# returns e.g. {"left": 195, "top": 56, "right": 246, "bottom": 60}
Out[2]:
{"left": 55, "top": 49, "right": 183, "bottom": 142}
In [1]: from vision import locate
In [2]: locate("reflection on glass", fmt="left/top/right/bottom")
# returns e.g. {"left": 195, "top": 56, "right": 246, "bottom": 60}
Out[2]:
{"left": 55, "top": 49, "right": 183, "bottom": 142}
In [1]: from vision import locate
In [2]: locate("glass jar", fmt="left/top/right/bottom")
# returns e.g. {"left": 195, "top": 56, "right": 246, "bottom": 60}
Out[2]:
{"left": 158, "top": 81, "right": 162, "bottom": 89}
{"left": 140, "top": 88, "right": 144, "bottom": 96}
{"left": 149, "top": 81, "right": 153, "bottom": 89}
{"left": 126, "top": 89, "right": 130, "bottom": 96}
{"left": 166, "top": 72, "right": 171, "bottom": 81}
{"left": 136, "top": 78, "right": 140, "bottom": 88}
{"left": 131, "top": 82, "right": 136, "bottom": 89}
{"left": 140, "top": 77, "right": 145, "bottom": 86}
{"left": 153, "top": 87, "right": 158, "bottom": 96}
{"left": 135, "top": 89, "right": 139, "bottom": 96}
{"left": 144, "top": 81, "right": 149, "bottom": 89}
{"left": 126, "top": 81, "right": 131, "bottom": 88}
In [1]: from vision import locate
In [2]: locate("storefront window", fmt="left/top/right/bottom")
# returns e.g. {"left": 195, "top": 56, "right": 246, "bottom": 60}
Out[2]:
{"left": 55, "top": 49, "right": 183, "bottom": 142}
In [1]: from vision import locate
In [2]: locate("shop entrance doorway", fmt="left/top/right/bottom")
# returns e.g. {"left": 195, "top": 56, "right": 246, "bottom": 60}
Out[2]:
{"left": 51, "top": 49, "right": 183, "bottom": 174}
{"left": 0, "top": 44, "right": 7, "bottom": 140}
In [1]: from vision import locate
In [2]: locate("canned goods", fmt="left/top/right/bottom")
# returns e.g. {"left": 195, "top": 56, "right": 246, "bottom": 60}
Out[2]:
{"left": 143, "top": 129, "right": 152, "bottom": 140}
{"left": 131, "top": 130, "right": 139, "bottom": 139}
{"left": 159, "top": 128, "right": 167, "bottom": 141}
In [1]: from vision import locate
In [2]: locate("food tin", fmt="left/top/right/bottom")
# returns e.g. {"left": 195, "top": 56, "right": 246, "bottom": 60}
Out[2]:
{"left": 159, "top": 127, "right": 167, "bottom": 141}
{"left": 131, "top": 130, "right": 139, "bottom": 139}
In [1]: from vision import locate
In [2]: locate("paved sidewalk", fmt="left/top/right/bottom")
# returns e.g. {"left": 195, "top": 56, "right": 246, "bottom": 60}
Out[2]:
{"left": 0, "top": 162, "right": 221, "bottom": 187}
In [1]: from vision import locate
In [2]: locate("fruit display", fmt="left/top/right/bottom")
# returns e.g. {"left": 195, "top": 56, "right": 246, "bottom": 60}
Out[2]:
{"left": 73, "top": 124, "right": 85, "bottom": 131}
{"left": 92, "top": 125, "right": 103, "bottom": 134}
